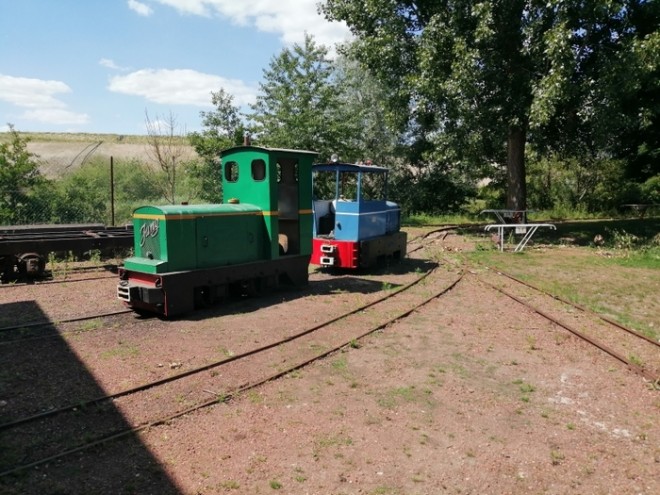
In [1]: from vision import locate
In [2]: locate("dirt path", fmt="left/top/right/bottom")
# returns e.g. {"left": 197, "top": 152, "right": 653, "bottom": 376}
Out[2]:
{"left": 1, "top": 234, "right": 658, "bottom": 495}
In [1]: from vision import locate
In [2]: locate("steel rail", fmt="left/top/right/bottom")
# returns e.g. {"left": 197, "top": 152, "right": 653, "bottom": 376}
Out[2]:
{"left": 0, "top": 272, "right": 118, "bottom": 290}
{"left": 483, "top": 265, "right": 660, "bottom": 348}
{"left": 0, "top": 269, "right": 463, "bottom": 477}
{"left": 0, "top": 232, "right": 427, "bottom": 340}
{"left": 475, "top": 274, "right": 659, "bottom": 384}
{"left": 0, "top": 309, "right": 132, "bottom": 334}
{"left": 0, "top": 264, "right": 438, "bottom": 432}
{"left": 407, "top": 226, "right": 458, "bottom": 256}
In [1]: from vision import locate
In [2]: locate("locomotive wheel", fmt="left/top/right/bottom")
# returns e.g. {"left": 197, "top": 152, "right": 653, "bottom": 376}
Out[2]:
{"left": 230, "top": 278, "right": 263, "bottom": 297}
{"left": 244, "top": 278, "right": 263, "bottom": 297}
{"left": 0, "top": 255, "right": 16, "bottom": 282}
{"left": 17, "top": 252, "right": 46, "bottom": 278}
{"left": 193, "top": 286, "right": 212, "bottom": 308}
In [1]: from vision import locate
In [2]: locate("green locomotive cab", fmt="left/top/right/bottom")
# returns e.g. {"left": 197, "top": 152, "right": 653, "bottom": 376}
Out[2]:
{"left": 117, "top": 145, "right": 317, "bottom": 317}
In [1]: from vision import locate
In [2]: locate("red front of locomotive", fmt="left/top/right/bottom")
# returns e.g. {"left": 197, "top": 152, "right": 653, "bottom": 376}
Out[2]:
{"left": 311, "top": 238, "right": 360, "bottom": 269}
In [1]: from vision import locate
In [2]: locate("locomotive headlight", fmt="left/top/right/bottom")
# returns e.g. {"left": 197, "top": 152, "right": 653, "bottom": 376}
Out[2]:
{"left": 331, "top": 153, "right": 339, "bottom": 163}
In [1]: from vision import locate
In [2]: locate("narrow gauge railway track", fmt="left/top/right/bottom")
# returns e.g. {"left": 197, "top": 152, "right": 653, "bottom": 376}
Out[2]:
{"left": 1, "top": 231, "right": 433, "bottom": 341}
{"left": 406, "top": 226, "right": 457, "bottom": 256}
{"left": 0, "top": 264, "right": 463, "bottom": 479}
{"left": 472, "top": 265, "right": 660, "bottom": 386}
{"left": 0, "top": 273, "right": 130, "bottom": 335}
{"left": 0, "top": 310, "right": 133, "bottom": 342}
{"left": 0, "top": 268, "right": 119, "bottom": 289}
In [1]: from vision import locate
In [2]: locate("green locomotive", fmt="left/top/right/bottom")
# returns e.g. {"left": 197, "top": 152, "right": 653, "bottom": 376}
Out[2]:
{"left": 117, "top": 145, "right": 317, "bottom": 317}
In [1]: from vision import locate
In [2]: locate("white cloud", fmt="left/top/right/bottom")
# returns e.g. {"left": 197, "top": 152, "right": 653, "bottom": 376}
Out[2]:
{"left": 22, "top": 108, "right": 90, "bottom": 125}
{"left": 0, "top": 74, "right": 89, "bottom": 125}
{"left": 152, "top": 0, "right": 351, "bottom": 48}
{"left": 99, "top": 58, "right": 131, "bottom": 72}
{"left": 0, "top": 74, "right": 70, "bottom": 108}
{"left": 128, "top": 0, "right": 154, "bottom": 16}
{"left": 151, "top": 0, "right": 211, "bottom": 17}
{"left": 108, "top": 68, "right": 257, "bottom": 107}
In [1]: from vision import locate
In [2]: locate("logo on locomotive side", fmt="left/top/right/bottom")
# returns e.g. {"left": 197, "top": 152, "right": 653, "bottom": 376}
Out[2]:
{"left": 139, "top": 220, "right": 160, "bottom": 247}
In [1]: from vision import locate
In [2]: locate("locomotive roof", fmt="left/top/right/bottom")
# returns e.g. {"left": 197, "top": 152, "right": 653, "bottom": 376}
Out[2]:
{"left": 221, "top": 145, "right": 318, "bottom": 156}
{"left": 133, "top": 203, "right": 261, "bottom": 216}
{"left": 312, "top": 162, "right": 389, "bottom": 173}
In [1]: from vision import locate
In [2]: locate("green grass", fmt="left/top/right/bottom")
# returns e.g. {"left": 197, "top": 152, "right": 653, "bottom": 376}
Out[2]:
{"left": 100, "top": 341, "right": 140, "bottom": 359}
{"left": 77, "top": 318, "right": 103, "bottom": 332}
{"left": 465, "top": 221, "right": 660, "bottom": 340}
{"left": 218, "top": 480, "right": 240, "bottom": 490}
{"left": 376, "top": 385, "right": 434, "bottom": 409}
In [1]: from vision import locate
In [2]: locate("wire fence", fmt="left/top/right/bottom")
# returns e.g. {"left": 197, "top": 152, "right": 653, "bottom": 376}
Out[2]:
{"left": 0, "top": 188, "right": 126, "bottom": 227}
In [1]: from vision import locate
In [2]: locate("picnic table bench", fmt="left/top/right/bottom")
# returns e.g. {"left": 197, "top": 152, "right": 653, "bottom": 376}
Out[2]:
{"left": 484, "top": 223, "right": 556, "bottom": 252}
{"left": 479, "top": 209, "right": 535, "bottom": 224}
{"left": 620, "top": 204, "right": 660, "bottom": 218}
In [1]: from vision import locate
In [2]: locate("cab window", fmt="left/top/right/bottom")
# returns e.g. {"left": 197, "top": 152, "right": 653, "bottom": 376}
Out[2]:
{"left": 225, "top": 161, "right": 239, "bottom": 182}
{"left": 251, "top": 159, "right": 266, "bottom": 181}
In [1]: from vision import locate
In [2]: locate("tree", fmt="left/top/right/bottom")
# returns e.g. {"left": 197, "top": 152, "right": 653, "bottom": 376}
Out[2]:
{"left": 608, "top": 2, "right": 660, "bottom": 181}
{"left": 188, "top": 89, "right": 244, "bottom": 202}
{"left": 248, "top": 34, "right": 348, "bottom": 160}
{"left": 0, "top": 125, "right": 45, "bottom": 224}
{"left": 144, "top": 111, "right": 189, "bottom": 204}
{"left": 332, "top": 55, "right": 400, "bottom": 164}
{"left": 323, "top": 0, "right": 654, "bottom": 210}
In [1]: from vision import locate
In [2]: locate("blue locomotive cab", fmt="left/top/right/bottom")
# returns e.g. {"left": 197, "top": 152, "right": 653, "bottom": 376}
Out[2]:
{"left": 311, "top": 161, "right": 407, "bottom": 269}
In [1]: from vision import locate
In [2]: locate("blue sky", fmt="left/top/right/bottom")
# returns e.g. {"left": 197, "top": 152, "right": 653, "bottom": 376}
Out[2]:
{"left": 0, "top": 0, "right": 350, "bottom": 135}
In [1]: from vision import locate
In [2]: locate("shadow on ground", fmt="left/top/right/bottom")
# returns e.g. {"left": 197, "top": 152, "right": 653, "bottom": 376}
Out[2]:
{"left": 0, "top": 300, "right": 181, "bottom": 495}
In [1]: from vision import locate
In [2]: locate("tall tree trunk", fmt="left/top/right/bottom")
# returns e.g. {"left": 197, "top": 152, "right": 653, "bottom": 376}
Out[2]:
{"left": 506, "top": 125, "right": 527, "bottom": 210}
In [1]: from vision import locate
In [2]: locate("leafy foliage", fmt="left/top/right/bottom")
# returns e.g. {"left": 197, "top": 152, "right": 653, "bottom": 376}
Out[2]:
{"left": 188, "top": 89, "right": 245, "bottom": 202}
{"left": 248, "top": 34, "right": 348, "bottom": 160}
{"left": 526, "top": 154, "right": 640, "bottom": 212}
{"left": 0, "top": 125, "right": 45, "bottom": 224}
{"left": 390, "top": 162, "right": 475, "bottom": 215}
{"left": 322, "top": 0, "right": 659, "bottom": 210}
{"left": 329, "top": 56, "right": 399, "bottom": 164}
{"left": 640, "top": 175, "right": 660, "bottom": 204}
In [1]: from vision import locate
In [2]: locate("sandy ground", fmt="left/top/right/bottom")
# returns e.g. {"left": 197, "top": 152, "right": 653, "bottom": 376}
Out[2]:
{"left": 0, "top": 232, "right": 658, "bottom": 495}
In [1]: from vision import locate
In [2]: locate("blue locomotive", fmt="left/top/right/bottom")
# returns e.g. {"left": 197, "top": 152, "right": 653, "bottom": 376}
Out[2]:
{"left": 310, "top": 159, "right": 407, "bottom": 269}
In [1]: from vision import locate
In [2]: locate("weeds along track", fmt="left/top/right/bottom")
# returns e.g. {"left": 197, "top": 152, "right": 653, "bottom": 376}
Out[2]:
{"left": 406, "top": 226, "right": 458, "bottom": 256}
{"left": 0, "top": 264, "right": 120, "bottom": 288}
{"left": 0, "top": 263, "right": 463, "bottom": 480}
{"left": 471, "top": 263, "right": 660, "bottom": 387}
{"left": 0, "top": 273, "right": 131, "bottom": 340}
{"left": 0, "top": 309, "right": 133, "bottom": 341}
{"left": 0, "top": 230, "right": 435, "bottom": 340}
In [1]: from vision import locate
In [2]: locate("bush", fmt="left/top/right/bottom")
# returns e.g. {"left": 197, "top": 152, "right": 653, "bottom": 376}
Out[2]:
{"left": 640, "top": 175, "right": 660, "bottom": 204}
{"left": 527, "top": 154, "right": 642, "bottom": 213}
{"left": 389, "top": 164, "right": 476, "bottom": 215}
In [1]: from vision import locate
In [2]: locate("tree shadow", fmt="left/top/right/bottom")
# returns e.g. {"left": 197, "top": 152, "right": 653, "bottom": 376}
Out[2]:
{"left": 0, "top": 301, "right": 181, "bottom": 494}
{"left": 176, "top": 258, "right": 439, "bottom": 321}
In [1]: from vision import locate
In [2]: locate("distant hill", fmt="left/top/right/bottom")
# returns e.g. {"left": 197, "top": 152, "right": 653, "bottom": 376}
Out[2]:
{"left": 1, "top": 132, "right": 196, "bottom": 178}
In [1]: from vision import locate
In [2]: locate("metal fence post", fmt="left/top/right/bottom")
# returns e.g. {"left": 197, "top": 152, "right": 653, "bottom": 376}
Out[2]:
{"left": 110, "top": 156, "right": 115, "bottom": 226}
